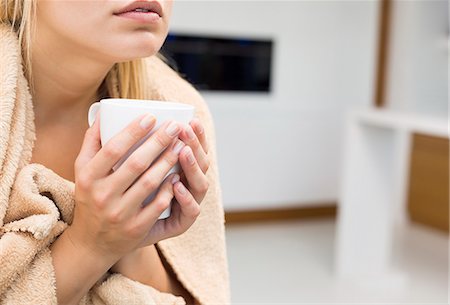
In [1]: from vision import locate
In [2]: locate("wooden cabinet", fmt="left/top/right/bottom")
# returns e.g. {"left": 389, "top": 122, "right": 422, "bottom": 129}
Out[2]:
{"left": 407, "top": 133, "right": 449, "bottom": 232}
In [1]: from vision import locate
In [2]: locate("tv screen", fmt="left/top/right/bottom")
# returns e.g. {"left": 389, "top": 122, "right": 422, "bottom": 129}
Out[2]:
{"left": 160, "top": 33, "right": 273, "bottom": 92}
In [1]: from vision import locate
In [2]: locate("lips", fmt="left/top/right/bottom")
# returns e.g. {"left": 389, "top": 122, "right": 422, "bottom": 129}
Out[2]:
{"left": 114, "top": 1, "right": 163, "bottom": 17}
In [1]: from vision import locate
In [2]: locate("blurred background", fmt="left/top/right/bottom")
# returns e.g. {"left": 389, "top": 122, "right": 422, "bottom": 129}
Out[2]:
{"left": 163, "top": 0, "right": 449, "bottom": 303}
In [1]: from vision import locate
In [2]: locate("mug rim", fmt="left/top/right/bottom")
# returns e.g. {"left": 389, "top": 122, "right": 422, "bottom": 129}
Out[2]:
{"left": 99, "top": 98, "right": 194, "bottom": 110}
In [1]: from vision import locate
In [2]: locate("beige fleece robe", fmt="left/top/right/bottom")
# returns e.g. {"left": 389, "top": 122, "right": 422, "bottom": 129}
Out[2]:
{"left": 0, "top": 24, "right": 230, "bottom": 305}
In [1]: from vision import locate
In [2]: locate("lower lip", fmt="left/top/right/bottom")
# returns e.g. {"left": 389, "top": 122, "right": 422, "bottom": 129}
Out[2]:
{"left": 114, "top": 11, "right": 161, "bottom": 24}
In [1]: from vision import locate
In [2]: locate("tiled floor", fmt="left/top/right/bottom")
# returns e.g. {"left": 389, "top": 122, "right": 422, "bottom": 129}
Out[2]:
{"left": 225, "top": 218, "right": 448, "bottom": 304}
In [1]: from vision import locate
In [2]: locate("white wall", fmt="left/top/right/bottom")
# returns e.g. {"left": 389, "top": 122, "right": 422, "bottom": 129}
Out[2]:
{"left": 385, "top": 0, "right": 448, "bottom": 116}
{"left": 169, "top": 1, "right": 379, "bottom": 211}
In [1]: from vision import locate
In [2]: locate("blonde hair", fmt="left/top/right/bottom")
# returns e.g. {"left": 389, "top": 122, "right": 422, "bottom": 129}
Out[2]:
{"left": 0, "top": 0, "right": 156, "bottom": 100}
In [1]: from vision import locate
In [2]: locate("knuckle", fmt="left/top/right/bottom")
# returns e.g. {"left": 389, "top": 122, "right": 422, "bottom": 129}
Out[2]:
{"left": 92, "top": 190, "right": 110, "bottom": 208}
{"left": 192, "top": 205, "right": 201, "bottom": 218}
{"left": 200, "top": 180, "right": 209, "bottom": 193}
{"left": 77, "top": 177, "right": 90, "bottom": 192}
{"left": 190, "top": 139, "right": 200, "bottom": 150}
{"left": 141, "top": 176, "right": 159, "bottom": 191}
{"left": 107, "top": 209, "right": 123, "bottom": 224}
{"left": 153, "top": 133, "right": 169, "bottom": 149}
{"left": 126, "top": 127, "right": 145, "bottom": 143}
{"left": 127, "top": 157, "right": 148, "bottom": 174}
{"left": 153, "top": 197, "right": 171, "bottom": 213}
{"left": 103, "top": 142, "right": 123, "bottom": 159}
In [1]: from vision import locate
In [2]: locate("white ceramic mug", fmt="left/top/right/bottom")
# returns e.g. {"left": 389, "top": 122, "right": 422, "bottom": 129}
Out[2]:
{"left": 88, "top": 98, "right": 195, "bottom": 219}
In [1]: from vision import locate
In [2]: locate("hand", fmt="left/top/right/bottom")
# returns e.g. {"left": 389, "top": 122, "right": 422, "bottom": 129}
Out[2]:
{"left": 68, "top": 112, "right": 196, "bottom": 260}
{"left": 176, "top": 118, "right": 210, "bottom": 204}
{"left": 109, "top": 118, "right": 210, "bottom": 301}
{"left": 138, "top": 118, "right": 210, "bottom": 246}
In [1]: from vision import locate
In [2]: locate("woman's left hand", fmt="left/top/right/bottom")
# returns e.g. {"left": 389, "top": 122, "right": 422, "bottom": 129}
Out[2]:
{"left": 175, "top": 117, "right": 210, "bottom": 207}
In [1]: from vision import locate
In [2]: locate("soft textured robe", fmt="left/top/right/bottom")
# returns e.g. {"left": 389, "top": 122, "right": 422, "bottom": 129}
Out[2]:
{"left": 0, "top": 24, "right": 230, "bottom": 305}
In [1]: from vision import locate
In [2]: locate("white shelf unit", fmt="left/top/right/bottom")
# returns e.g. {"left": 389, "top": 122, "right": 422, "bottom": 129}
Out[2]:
{"left": 335, "top": 107, "right": 448, "bottom": 279}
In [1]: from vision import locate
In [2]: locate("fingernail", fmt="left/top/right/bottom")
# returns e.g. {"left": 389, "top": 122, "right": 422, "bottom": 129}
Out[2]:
{"left": 186, "top": 148, "right": 195, "bottom": 165}
{"left": 177, "top": 182, "right": 187, "bottom": 195}
{"left": 140, "top": 113, "right": 156, "bottom": 129}
{"left": 166, "top": 121, "right": 180, "bottom": 136}
{"left": 186, "top": 125, "right": 195, "bottom": 140}
{"left": 171, "top": 174, "right": 180, "bottom": 184}
{"left": 172, "top": 140, "right": 185, "bottom": 154}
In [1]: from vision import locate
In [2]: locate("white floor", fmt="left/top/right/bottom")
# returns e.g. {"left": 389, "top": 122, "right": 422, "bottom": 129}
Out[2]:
{"left": 225, "top": 218, "right": 448, "bottom": 305}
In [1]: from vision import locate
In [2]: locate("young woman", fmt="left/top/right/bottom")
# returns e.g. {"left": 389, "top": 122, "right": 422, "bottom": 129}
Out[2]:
{"left": 0, "top": 1, "right": 229, "bottom": 304}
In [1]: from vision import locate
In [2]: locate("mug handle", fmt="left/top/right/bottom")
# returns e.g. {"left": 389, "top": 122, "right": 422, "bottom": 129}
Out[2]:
{"left": 88, "top": 102, "right": 101, "bottom": 127}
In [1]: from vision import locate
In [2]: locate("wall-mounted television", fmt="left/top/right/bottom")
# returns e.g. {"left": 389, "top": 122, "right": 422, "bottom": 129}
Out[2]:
{"left": 160, "top": 33, "right": 273, "bottom": 92}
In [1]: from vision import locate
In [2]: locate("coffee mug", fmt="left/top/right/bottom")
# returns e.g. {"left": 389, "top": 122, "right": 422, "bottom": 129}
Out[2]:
{"left": 88, "top": 98, "right": 195, "bottom": 219}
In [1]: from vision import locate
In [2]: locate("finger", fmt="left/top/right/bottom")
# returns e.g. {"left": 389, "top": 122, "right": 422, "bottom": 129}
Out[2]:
{"left": 142, "top": 180, "right": 200, "bottom": 245}
{"left": 75, "top": 111, "right": 101, "bottom": 174}
{"left": 190, "top": 118, "right": 208, "bottom": 154}
{"left": 173, "top": 181, "right": 201, "bottom": 219}
{"left": 118, "top": 138, "right": 184, "bottom": 211}
{"left": 134, "top": 173, "right": 178, "bottom": 231}
{"left": 109, "top": 120, "right": 183, "bottom": 193}
{"left": 178, "top": 146, "right": 209, "bottom": 203}
{"left": 87, "top": 113, "right": 157, "bottom": 179}
{"left": 179, "top": 124, "right": 209, "bottom": 174}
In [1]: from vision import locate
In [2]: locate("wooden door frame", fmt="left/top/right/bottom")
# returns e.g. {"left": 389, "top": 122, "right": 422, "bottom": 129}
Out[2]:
{"left": 374, "top": 0, "right": 392, "bottom": 108}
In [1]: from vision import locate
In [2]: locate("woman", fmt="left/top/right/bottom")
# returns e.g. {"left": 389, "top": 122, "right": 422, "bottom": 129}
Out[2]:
{"left": 0, "top": 1, "right": 229, "bottom": 305}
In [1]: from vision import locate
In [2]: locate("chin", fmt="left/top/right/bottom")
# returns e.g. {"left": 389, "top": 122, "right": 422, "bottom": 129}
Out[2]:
{"left": 117, "top": 35, "right": 165, "bottom": 60}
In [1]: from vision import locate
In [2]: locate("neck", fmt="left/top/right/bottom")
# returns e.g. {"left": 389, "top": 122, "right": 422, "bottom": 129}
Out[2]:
{"left": 31, "top": 20, "right": 114, "bottom": 127}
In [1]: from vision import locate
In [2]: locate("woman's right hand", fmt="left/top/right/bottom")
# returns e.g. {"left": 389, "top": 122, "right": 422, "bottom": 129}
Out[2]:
{"left": 67, "top": 112, "right": 191, "bottom": 260}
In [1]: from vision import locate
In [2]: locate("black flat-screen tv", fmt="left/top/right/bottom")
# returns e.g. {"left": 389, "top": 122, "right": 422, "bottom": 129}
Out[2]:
{"left": 160, "top": 33, "right": 273, "bottom": 92}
